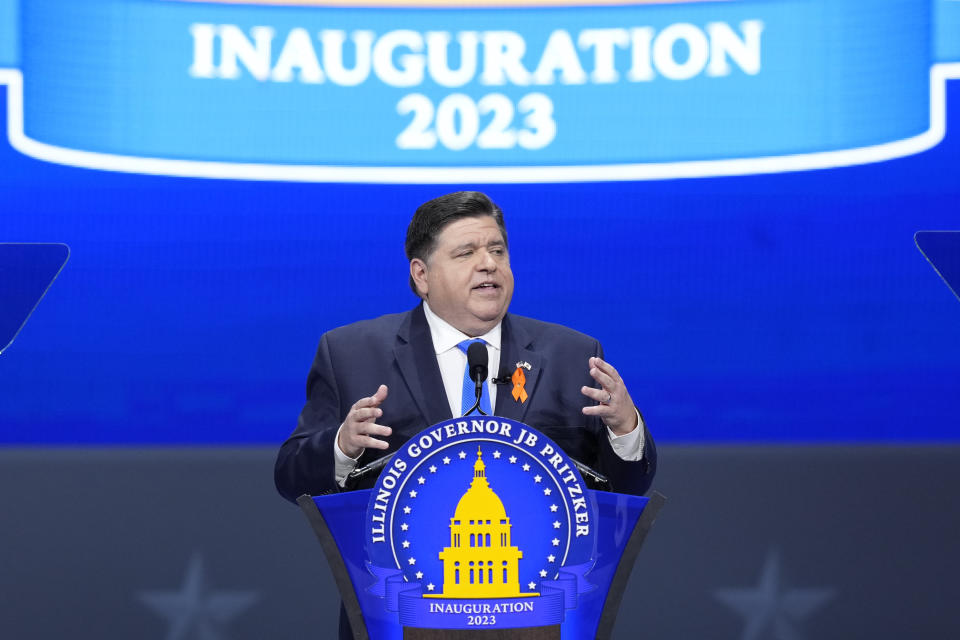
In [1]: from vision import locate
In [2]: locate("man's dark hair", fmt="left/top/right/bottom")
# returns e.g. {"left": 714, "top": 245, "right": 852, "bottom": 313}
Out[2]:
{"left": 405, "top": 191, "right": 508, "bottom": 297}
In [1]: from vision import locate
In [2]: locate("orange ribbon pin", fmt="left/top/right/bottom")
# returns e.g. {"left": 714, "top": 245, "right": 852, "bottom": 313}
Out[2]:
{"left": 511, "top": 367, "right": 528, "bottom": 403}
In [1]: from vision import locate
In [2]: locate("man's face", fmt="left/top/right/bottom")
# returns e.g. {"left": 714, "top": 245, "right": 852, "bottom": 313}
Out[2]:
{"left": 411, "top": 215, "right": 514, "bottom": 337}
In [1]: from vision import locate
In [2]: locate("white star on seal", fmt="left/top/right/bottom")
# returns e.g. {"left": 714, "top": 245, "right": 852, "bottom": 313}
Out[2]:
{"left": 547, "top": 554, "right": 555, "bottom": 563}
{"left": 402, "top": 541, "right": 410, "bottom": 549}
{"left": 509, "top": 456, "right": 517, "bottom": 463}
{"left": 417, "top": 476, "right": 425, "bottom": 485}
{"left": 552, "top": 521, "right": 561, "bottom": 529}
{"left": 403, "top": 506, "right": 411, "bottom": 514}
{"left": 543, "top": 488, "right": 552, "bottom": 496}
{"left": 549, "top": 504, "right": 558, "bottom": 512}
{"left": 458, "top": 450, "right": 467, "bottom": 459}
{"left": 551, "top": 538, "right": 560, "bottom": 546}
{"left": 522, "top": 463, "right": 530, "bottom": 471}
{"left": 442, "top": 457, "right": 451, "bottom": 465}
{"left": 409, "top": 490, "right": 418, "bottom": 498}
{"left": 539, "top": 570, "right": 548, "bottom": 577}
{"left": 528, "top": 582, "right": 537, "bottom": 590}
{"left": 415, "top": 571, "right": 423, "bottom": 579}
{"left": 429, "top": 465, "right": 437, "bottom": 473}
{"left": 534, "top": 475, "right": 542, "bottom": 483}
{"left": 401, "top": 523, "right": 409, "bottom": 531}
{"left": 427, "top": 583, "right": 435, "bottom": 591}
{"left": 492, "top": 450, "right": 501, "bottom": 459}
{"left": 408, "top": 557, "right": 416, "bottom": 565}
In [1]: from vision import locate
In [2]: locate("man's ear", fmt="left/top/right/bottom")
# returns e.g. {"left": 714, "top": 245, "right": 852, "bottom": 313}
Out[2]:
{"left": 410, "top": 259, "right": 428, "bottom": 298}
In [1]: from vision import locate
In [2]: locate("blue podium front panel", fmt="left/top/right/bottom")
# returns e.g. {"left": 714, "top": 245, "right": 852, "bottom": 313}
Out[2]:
{"left": 313, "top": 418, "right": 651, "bottom": 639}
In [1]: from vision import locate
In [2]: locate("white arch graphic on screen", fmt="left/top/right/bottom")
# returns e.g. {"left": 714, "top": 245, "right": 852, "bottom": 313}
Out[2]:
{"left": 0, "top": 64, "right": 958, "bottom": 183}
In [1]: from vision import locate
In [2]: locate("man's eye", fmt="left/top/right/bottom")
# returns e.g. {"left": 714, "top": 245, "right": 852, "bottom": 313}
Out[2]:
{"left": 457, "top": 251, "right": 473, "bottom": 258}
{"left": 491, "top": 248, "right": 505, "bottom": 255}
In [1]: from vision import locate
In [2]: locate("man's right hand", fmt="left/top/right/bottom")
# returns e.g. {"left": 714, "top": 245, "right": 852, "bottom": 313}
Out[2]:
{"left": 337, "top": 384, "right": 392, "bottom": 459}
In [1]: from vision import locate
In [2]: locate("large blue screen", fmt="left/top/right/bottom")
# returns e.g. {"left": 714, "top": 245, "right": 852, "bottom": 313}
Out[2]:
{"left": 2, "top": 0, "right": 958, "bottom": 444}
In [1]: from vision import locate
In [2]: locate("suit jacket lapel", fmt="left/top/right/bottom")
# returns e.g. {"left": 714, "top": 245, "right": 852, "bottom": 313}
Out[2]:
{"left": 495, "top": 314, "right": 542, "bottom": 423}
{"left": 394, "top": 304, "right": 452, "bottom": 428}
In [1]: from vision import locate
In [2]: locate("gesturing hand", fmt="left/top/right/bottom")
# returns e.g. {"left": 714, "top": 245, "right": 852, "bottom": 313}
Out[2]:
{"left": 580, "top": 357, "right": 639, "bottom": 436}
{"left": 338, "top": 384, "right": 392, "bottom": 459}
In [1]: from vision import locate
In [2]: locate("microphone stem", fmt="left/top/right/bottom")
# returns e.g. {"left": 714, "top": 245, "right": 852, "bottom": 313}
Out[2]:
{"left": 461, "top": 374, "right": 488, "bottom": 417}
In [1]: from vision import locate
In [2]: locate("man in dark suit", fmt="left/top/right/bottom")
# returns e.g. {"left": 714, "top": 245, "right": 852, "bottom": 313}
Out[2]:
{"left": 275, "top": 191, "right": 656, "bottom": 502}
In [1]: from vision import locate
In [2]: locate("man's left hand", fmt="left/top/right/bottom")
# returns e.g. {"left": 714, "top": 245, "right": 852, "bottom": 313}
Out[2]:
{"left": 581, "top": 357, "right": 639, "bottom": 436}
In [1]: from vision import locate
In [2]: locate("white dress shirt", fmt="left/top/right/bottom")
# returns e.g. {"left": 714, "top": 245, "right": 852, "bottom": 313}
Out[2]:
{"left": 421, "top": 302, "right": 502, "bottom": 417}
{"left": 334, "top": 303, "right": 645, "bottom": 486}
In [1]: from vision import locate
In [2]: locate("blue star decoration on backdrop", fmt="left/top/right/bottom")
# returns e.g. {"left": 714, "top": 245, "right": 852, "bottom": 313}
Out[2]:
{"left": 138, "top": 552, "right": 259, "bottom": 640}
{"left": 391, "top": 443, "right": 568, "bottom": 594}
{"left": 713, "top": 548, "right": 836, "bottom": 640}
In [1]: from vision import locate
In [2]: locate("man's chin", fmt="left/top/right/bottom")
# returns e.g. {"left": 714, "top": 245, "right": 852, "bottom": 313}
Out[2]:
{"left": 471, "top": 306, "right": 509, "bottom": 326}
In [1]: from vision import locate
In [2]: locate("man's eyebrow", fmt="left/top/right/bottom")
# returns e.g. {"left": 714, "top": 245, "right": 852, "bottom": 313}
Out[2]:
{"left": 449, "top": 239, "right": 506, "bottom": 253}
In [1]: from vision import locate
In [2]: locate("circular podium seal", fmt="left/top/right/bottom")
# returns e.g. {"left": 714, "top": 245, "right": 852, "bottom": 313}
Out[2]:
{"left": 363, "top": 417, "right": 599, "bottom": 631}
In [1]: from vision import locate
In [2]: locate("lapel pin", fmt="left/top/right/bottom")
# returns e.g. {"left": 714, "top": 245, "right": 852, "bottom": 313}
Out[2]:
{"left": 515, "top": 361, "right": 532, "bottom": 371}
{"left": 511, "top": 366, "right": 529, "bottom": 403}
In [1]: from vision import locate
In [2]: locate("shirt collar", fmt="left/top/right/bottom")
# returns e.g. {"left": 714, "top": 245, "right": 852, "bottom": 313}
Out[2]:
{"left": 422, "top": 302, "right": 502, "bottom": 354}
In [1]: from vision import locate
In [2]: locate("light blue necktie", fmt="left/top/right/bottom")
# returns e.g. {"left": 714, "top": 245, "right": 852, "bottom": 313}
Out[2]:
{"left": 457, "top": 339, "right": 492, "bottom": 416}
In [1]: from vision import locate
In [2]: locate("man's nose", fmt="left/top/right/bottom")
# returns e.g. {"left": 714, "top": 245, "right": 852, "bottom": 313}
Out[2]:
{"left": 477, "top": 250, "right": 497, "bottom": 271}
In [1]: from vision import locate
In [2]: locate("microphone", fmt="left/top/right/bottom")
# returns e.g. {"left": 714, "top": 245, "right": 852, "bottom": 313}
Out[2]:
{"left": 463, "top": 341, "right": 489, "bottom": 416}
{"left": 467, "top": 341, "right": 488, "bottom": 385}
{"left": 344, "top": 452, "right": 395, "bottom": 490}
{"left": 492, "top": 369, "right": 513, "bottom": 385}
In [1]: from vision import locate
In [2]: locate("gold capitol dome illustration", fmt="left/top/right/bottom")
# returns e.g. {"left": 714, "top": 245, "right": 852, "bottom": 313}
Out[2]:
{"left": 427, "top": 447, "right": 537, "bottom": 599}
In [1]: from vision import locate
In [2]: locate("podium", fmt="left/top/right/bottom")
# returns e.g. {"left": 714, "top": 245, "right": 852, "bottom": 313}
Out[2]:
{"left": 298, "top": 417, "right": 664, "bottom": 639}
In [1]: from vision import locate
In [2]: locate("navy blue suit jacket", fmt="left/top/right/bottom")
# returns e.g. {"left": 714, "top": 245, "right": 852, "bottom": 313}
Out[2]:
{"left": 275, "top": 304, "right": 656, "bottom": 501}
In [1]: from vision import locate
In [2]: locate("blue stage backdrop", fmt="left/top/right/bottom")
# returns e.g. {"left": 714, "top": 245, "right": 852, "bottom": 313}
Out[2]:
{"left": 1, "top": 0, "right": 959, "bottom": 445}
